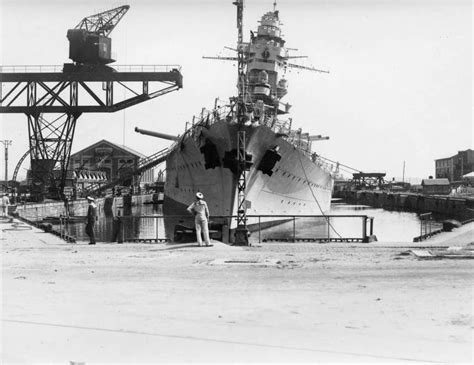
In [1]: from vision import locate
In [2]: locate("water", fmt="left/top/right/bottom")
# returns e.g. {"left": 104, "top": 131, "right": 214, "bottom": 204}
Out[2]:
{"left": 244, "top": 203, "right": 441, "bottom": 243}
{"left": 328, "top": 203, "right": 442, "bottom": 242}
{"left": 57, "top": 202, "right": 442, "bottom": 243}
{"left": 59, "top": 204, "right": 166, "bottom": 243}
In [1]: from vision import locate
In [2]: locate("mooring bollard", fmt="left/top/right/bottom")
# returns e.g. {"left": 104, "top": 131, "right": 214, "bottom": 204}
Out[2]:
{"left": 258, "top": 216, "right": 261, "bottom": 243}
{"left": 362, "top": 216, "right": 367, "bottom": 241}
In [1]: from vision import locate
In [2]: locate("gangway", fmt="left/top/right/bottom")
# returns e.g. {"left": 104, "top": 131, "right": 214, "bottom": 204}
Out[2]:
{"left": 136, "top": 147, "right": 170, "bottom": 174}
{"left": 84, "top": 147, "right": 170, "bottom": 195}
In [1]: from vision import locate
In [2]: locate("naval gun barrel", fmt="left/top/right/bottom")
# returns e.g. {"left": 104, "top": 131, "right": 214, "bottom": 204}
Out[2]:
{"left": 135, "top": 127, "right": 179, "bottom": 141}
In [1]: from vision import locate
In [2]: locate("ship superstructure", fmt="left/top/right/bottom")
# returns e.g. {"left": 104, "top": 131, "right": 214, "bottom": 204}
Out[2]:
{"left": 139, "top": 2, "right": 335, "bottom": 232}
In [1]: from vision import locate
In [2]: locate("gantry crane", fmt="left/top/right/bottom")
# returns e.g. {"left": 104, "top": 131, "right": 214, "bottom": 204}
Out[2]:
{"left": 0, "top": 5, "right": 182, "bottom": 201}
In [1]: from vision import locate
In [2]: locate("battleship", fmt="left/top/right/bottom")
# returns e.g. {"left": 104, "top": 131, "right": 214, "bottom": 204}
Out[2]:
{"left": 137, "top": 1, "right": 334, "bottom": 230}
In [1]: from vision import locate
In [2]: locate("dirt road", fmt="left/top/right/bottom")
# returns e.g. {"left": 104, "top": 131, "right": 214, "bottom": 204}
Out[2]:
{"left": 2, "top": 217, "right": 473, "bottom": 363}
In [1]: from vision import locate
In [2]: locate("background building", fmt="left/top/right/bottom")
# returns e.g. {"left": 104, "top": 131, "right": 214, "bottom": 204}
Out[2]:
{"left": 421, "top": 178, "right": 451, "bottom": 195}
{"left": 70, "top": 140, "right": 154, "bottom": 193}
{"left": 435, "top": 149, "right": 474, "bottom": 182}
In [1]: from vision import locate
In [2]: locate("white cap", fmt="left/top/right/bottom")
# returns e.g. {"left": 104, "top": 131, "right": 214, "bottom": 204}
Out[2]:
{"left": 196, "top": 192, "right": 204, "bottom": 199}
{"left": 86, "top": 196, "right": 95, "bottom": 201}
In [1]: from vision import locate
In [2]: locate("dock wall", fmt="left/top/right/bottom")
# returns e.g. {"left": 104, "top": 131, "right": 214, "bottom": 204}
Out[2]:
{"left": 334, "top": 190, "right": 474, "bottom": 221}
{"left": 14, "top": 194, "right": 154, "bottom": 222}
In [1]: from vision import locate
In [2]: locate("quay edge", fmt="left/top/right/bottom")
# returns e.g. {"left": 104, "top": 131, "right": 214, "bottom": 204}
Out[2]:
{"left": 334, "top": 189, "right": 474, "bottom": 221}
{"left": 12, "top": 194, "right": 156, "bottom": 222}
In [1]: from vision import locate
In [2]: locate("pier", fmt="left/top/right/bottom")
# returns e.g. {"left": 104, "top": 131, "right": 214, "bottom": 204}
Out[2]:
{"left": 334, "top": 189, "right": 474, "bottom": 221}
{"left": 2, "top": 214, "right": 473, "bottom": 363}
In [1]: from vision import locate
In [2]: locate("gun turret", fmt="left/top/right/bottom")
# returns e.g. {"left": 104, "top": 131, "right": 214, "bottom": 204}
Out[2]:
{"left": 135, "top": 127, "right": 179, "bottom": 141}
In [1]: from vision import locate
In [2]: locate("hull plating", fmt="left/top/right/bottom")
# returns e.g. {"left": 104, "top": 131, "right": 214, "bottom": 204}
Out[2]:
{"left": 164, "top": 120, "right": 333, "bottom": 219}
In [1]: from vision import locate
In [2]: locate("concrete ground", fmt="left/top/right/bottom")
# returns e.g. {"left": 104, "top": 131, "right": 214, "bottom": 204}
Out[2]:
{"left": 1, "top": 216, "right": 473, "bottom": 363}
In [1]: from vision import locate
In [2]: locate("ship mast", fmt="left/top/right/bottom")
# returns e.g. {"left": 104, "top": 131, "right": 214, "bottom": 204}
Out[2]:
{"left": 233, "top": 0, "right": 250, "bottom": 245}
{"left": 235, "top": 0, "right": 245, "bottom": 107}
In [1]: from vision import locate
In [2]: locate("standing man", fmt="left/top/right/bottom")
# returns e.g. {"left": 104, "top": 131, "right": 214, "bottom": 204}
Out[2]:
{"left": 187, "top": 192, "right": 211, "bottom": 246}
{"left": 1, "top": 194, "right": 10, "bottom": 217}
{"left": 86, "top": 196, "right": 97, "bottom": 245}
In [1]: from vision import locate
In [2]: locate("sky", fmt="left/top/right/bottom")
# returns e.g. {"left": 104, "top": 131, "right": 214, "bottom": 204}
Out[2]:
{"left": 0, "top": 0, "right": 472, "bottom": 182}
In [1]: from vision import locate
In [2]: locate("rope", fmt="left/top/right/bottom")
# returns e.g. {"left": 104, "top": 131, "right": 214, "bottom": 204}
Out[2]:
{"left": 296, "top": 150, "right": 342, "bottom": 238}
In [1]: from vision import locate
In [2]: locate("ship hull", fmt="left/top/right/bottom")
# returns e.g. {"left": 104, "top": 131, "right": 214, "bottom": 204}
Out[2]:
{"left": 164, "top": 120, "right": 333, "bottom": 223}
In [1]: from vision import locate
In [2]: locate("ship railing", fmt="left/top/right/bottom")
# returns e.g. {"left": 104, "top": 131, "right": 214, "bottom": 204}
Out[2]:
{"left": 276, "top": 126, "right": 313, "bottom": 154}
{"left": 183, "top": 104, "right": 233, "bottom": 134}
{"left": 178, "top": 104, "right": 328, "bottom": 167}
{"left": 56, "top": 214, "right": 376, "bottom": 244}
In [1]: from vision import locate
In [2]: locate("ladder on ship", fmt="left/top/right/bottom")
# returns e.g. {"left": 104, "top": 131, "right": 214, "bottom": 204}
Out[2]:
{"left": 84, "top": 147, "right": 170, "bottom": 195}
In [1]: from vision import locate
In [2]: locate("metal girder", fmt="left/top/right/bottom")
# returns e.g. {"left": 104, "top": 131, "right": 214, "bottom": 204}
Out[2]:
{"left": 12, "top": 148, "right": 32, "bottom": 182}
{"left": 0, "top": 70, "right": 183, "bottom": 114}
{"left": 74, "top": 5, "right": 130, "bottom": 37}
{"left": 0, "top": 66, "right": 183, "bottom": 199}
{"left": 233, "top": 0, "right": 249, "bottom": 245}
{"left": 0, "top": 71, "right": 182, "bottom": 82}
{"left": 236, "top": 130, "right": 247, "bottom": 226}
{"left": 27, "top": 113, "right": 79, "bottom": 199}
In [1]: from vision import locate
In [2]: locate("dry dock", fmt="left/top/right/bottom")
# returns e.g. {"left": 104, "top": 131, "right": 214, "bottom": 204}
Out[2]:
{"left": 1, "top": 217, "right": 473, "bottom": 363}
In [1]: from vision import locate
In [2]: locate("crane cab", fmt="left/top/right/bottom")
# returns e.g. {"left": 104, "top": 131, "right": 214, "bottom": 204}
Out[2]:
{"left": 65, "top": 5, "right": 129, "bottom": 67}
{"left": 67, "top": 29, "right": 114, "bottom": 65}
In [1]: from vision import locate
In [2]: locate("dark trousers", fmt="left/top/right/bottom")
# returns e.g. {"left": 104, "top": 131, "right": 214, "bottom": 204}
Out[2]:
{"left": 86, "top": 223, "right": 96, "bottom": 244}
{"left": 111, "top": 217, "right": 123, "bottom": 243}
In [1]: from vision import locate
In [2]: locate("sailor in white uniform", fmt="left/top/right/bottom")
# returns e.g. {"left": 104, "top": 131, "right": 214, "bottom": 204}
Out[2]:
{"left": 187, "top": 192, "right": 211, "bottom": 246}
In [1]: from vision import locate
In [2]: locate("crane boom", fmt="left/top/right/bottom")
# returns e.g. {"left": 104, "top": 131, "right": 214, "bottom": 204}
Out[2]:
{"left": 74, "top": 5, "right": 130, "bottom": 37}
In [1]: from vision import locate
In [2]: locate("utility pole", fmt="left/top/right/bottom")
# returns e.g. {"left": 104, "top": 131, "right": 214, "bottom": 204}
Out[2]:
{"left": 0, "top": 140, "right": 12, "bottom": 183}
{"left": 402, "top": 160, "right": 405, "bottom": 183}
